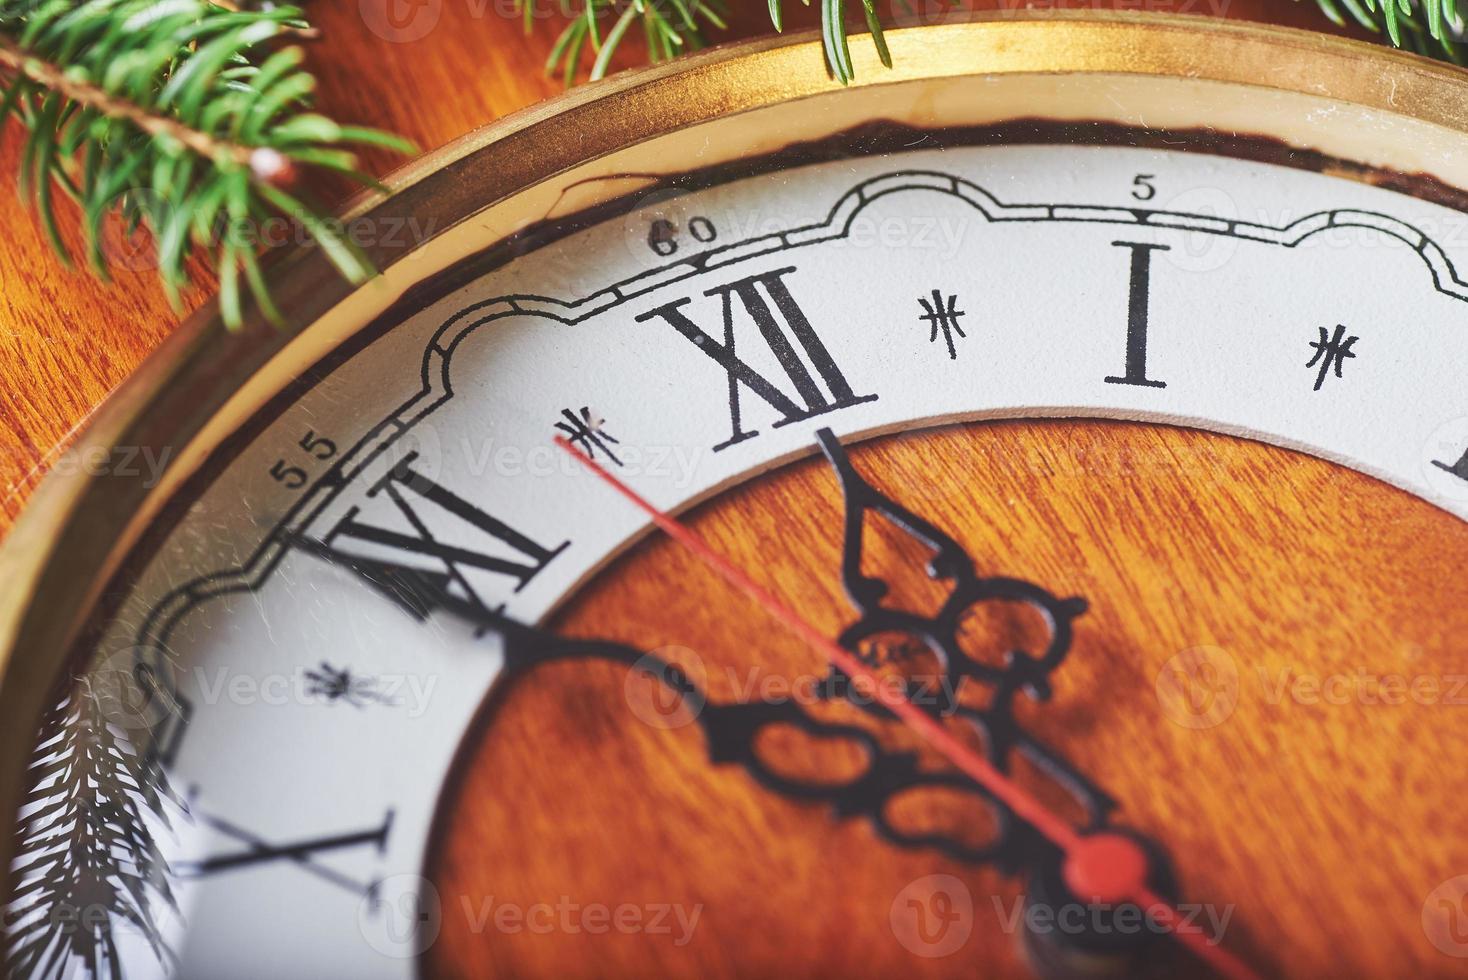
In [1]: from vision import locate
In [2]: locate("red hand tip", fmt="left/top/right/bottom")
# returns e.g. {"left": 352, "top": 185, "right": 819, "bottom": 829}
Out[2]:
{"left": 1063, "top": 832, "right": 1152, "bottom": 905}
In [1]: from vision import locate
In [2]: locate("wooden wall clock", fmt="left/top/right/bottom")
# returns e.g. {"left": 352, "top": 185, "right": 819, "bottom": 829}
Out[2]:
{"left": 1, "top": 11, "right": 1468, "bottom": 979}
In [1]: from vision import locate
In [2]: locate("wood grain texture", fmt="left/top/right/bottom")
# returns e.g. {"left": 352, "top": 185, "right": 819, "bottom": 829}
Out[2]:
{"left": 426, "top": 419, "right": 1468, "bottom": 978}
{"left": 0, "top": 0, "right": 1353, "bottom": 534}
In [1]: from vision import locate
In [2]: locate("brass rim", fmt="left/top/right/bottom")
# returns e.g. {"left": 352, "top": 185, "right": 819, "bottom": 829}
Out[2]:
{"left": 3, "top": 9, "right": 1468, "bottom": 893}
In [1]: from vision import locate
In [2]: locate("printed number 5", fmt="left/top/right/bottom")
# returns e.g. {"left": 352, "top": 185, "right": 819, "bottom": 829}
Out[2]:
{"left": 269, "top": 429, "right": 338, "bottom": 490}
{"left": 299, "top": 430, "right": 337, "bottom": 460}
{"left": 1132, "top": 174, "right": 1157, "bottom": 201}
{"left": 270, "top": 460, "right": 307, "bottom": 489}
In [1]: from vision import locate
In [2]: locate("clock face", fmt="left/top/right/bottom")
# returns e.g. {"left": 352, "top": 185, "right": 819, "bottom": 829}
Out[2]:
{"left": 7, "top": 21, "right": 1468, "bottom": 980}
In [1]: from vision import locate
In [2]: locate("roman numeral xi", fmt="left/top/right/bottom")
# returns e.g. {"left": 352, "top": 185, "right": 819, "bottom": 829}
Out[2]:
{"left": 302, "top": 454, "right": 569, "bottom": 621}
{"left": 183, "top": 809, "right": 394, "bottom": 901}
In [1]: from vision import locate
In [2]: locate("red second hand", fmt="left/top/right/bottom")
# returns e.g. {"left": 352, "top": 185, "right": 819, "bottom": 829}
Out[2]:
{"left": 554, "top": 436, "right": 1257, "bottom": 980}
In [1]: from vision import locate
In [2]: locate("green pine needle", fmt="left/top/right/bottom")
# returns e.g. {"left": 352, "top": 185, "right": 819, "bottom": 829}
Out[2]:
{"left": 0, "top": 0, "right": 415, "bottom": 329}
{"left": 525, "top": 0, "right": 729, "bottom": 81}
{"left": 1304, "top": 0, "right": 1464, "bottom": 61}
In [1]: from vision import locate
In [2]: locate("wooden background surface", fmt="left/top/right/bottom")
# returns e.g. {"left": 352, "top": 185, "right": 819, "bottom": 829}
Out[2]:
{"left": 0, "top": 0, "right": 1356, "bottom": 536}
{"left": 12, "top": 4, "right": 1465, "bottom": 979}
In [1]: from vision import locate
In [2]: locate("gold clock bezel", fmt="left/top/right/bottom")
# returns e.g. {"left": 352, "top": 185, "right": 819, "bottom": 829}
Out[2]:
{"left": 3, "top": 10, "right": 1468, "bottom": 889}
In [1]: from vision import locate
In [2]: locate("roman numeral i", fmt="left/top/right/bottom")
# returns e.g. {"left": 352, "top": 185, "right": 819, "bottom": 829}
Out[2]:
{"left": 1105, "top": 240, "right": 1170, "bottom": 390}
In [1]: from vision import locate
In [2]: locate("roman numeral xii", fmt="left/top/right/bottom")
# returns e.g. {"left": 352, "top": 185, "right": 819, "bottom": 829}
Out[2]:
{"left": 637, "top": 266, "right": 877, "bottom": 451}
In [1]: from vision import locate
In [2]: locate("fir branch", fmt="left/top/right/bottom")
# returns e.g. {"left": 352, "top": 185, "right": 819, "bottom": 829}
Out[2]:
{"left": 0, "top": 0, "right": 413, "bottom": 328}
{"left": 1305, "top": 0, "right": 1465, "bottom": 61}
{"left": 2, "top": 0, "right": 1463, "bottom": 332}
{"left": 0, "top": 35, "right": 257, "bottom": 168}
{"left": 533, "top": 0, "right": 1466, "bottom": 87}
{"left": 5, "top": 679, "right": 178, "bottom": 980}
{"left": 527, "top": 0, "right": 731, "bottom": 84}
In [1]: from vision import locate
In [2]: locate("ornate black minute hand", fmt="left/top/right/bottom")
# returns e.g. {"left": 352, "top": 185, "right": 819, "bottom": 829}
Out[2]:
{"left": 812, "top": 428, "right": 1117, "bottom": 868}
{"left": 294, "top": 533, "right": 1064, "bottom": 866}
{"left": 807, "top": 428, "right": 1198, "bottom": 971}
